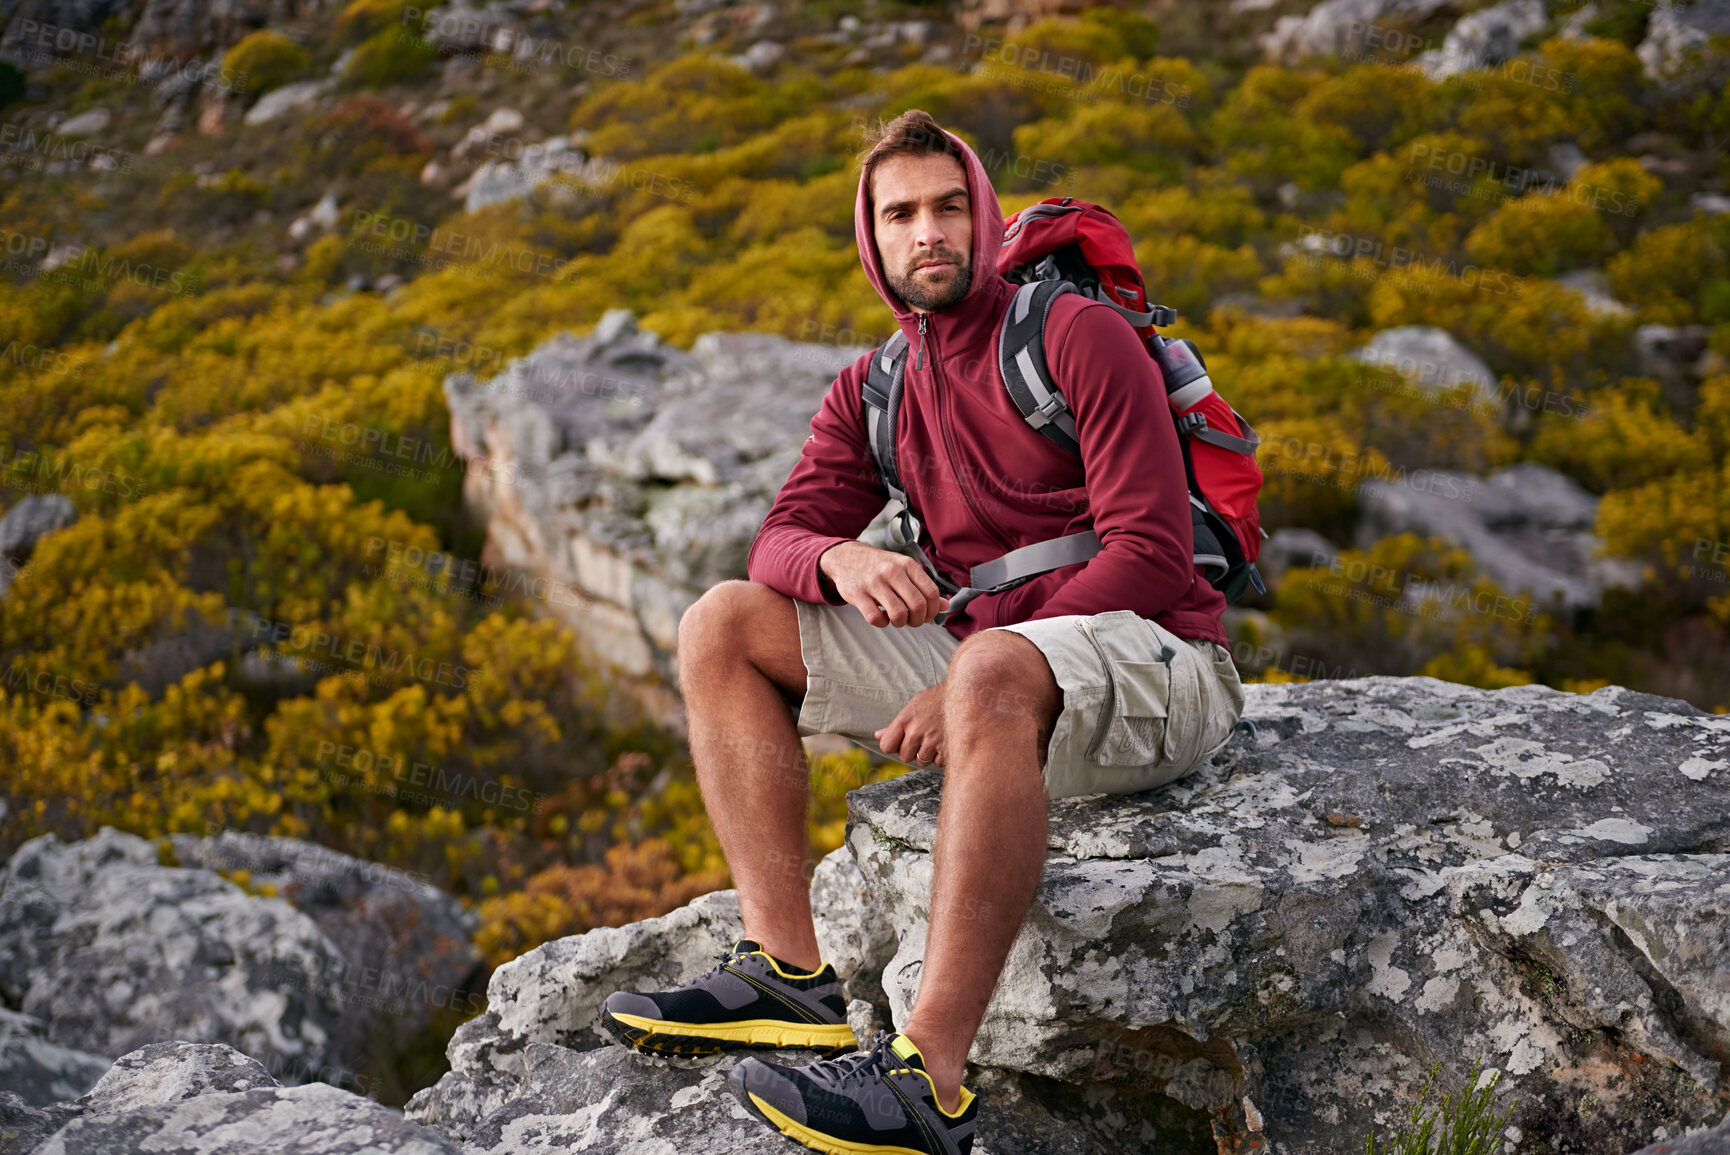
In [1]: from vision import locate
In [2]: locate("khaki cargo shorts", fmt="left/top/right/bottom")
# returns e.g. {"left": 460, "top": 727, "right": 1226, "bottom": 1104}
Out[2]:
{"left": 792, "top": 602, "right": 1247, "bottom": 800}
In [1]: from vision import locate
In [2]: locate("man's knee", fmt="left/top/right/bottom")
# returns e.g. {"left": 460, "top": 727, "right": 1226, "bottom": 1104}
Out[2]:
{"left": 678, "top": 581, "right": 803, "bottom": 695}
{"left": 679, "top": 580, "right": 780, "bottom": 658}
{"left": 943, "top": 631, "right": 1061, "bottom": 740}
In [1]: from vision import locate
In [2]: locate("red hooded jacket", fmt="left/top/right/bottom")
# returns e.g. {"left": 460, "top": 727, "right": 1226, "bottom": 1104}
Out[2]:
{"left": 744, "top": 130, "right": 1228, "bottom": 648}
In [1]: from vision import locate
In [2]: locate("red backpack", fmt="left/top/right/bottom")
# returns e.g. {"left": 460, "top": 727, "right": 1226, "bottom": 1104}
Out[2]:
{"left": 861, "top": 196, "right": 1266, "bottom": 624}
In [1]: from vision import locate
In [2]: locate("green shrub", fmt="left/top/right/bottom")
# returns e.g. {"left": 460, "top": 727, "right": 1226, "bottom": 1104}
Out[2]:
{"left": 224, "top": 30, "right": 312, "bottom": 102}
{"left": 1365, "top": 1059, "right": 1517, "bottom": 1155}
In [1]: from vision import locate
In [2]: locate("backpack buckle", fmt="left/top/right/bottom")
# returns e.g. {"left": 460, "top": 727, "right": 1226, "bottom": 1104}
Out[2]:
{"left": 1149, "top": 305, "right": 1177, "bottom": 327}
{"left": 1176, "top": 412, "right": 1208, "bottom": 437}
{"left": 1029, "top": 393, "right": 1069, "bottom": 428}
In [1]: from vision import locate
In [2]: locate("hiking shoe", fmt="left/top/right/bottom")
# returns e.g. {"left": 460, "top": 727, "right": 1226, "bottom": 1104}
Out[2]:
{"left": 598, "top": 938, "right": 856, "bottom": 1056}
{"left": 728, "top": 1030, "right": 979, "bottom": 1155}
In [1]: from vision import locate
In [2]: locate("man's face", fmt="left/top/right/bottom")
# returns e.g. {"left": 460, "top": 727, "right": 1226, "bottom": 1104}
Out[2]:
{"left": 870, "top": 151, "right": 973, "bottom": 313}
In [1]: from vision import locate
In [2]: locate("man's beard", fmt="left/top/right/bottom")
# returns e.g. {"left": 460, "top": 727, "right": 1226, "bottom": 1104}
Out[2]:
{"left": 890, "top": 252, "right": 972, "bottom": 311}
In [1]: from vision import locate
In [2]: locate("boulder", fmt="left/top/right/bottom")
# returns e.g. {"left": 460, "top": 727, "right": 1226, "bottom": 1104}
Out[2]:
{"left": 1415, "top": 0, "right": 1549, "bottom": 80}
{"left": 0, "top": 496, "right": 74, "bottom": 564}
{"left": 0, "top": 1010, "right": 109, "bottom": 1107}
{"left": 1254, "top": 527, "right": 1338, "bottom": 593}
{"left": 12, "top": 1041, "right": 461, "bottom": 1154}
{"left": 0, "top": 829, "right": 347, "bottom": 1083}
{"left": 0, "top": 828, "right": 481, "bottom": 1099}
{"left": 396, "top": 676, "right": 1730, "bottom": 1154}
{"left": 242, "top": 78, "right": 335, "bottom": 126}
{"left": 1626, "top": 1113, "right": 1730, "bottom": 1154}
{"left": 444, "top": 309, "right": 877, "bottom": 728}
{"left": 1350, "top": 325, "right": 1500, "bottom": 410}
{"left": 1355, "top": 462, "right": 1643, "bottom": 617}
{"left": 1637, "top": 2, "right": 1730, "bottom": 84}
{"left": 1260, "top": 0, "right": 1455, "bottom": 62}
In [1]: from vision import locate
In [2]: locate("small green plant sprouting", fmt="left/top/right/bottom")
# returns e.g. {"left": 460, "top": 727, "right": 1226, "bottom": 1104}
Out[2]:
{"left": 1365, "top": 1058, "right": 1517, "bottom": 1155}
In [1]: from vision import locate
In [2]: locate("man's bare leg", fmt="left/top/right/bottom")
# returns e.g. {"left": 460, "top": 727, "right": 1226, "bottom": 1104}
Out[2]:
{"left": 679, "top": 579, "right": 823, "bottom": 972}
{"left": 898, "top": 630, "right": 1059, "bottom": 1114}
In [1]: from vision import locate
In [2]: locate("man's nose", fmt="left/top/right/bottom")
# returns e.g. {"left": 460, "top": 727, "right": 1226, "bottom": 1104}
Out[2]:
{"left": 913, "top": 209, "right": 949, "bottom": 250}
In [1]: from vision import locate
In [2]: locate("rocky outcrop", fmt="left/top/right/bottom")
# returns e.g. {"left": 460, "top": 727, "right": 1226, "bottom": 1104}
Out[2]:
{"left": 445, "top": 308, "right": 879, "bottom": 729}
{"left": 1, "top": 679, "right": 1724, "bottom": 1151}
{"left": 0, "top": 1041, "right": 460, "bottom": 1154}
{"left": 1350, "top": 325, "right": 1500, "bottom": 410}
{"left": 0, "top": 1010, "right": 108, "bottom": 1107}
{"left": 399, "top": 676, "right": 1730, "bottom": 1155}
{"left": 1354, "top": 462, "right": 1644, "bottom": 619}
{"left": 1415, "top": 0, "right": 1548, "bottom": 81}
{"left": 1637, "top": 1, "right": 1730, "bottom": 84}
{"left": 1261, "top": 0, "right": 1455, "bottom": 63}
{"left": 0, "top": 828, "right": 481, "bottom": 1103}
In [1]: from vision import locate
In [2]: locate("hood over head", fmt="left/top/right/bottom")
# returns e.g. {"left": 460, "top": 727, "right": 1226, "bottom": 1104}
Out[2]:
{"left": 854, "top": 126, "right": 1006, "bottom": 321}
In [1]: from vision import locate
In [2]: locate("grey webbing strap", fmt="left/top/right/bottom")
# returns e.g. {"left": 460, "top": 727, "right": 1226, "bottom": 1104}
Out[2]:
{"left": 1193, "top": 416, "right": 1261, "bottom": 456}
{"left": 967, "top": 530, "right": 1101, "bottom": 589}
{"left": 932, "top": 530, "right": 1102, "bottom": 626}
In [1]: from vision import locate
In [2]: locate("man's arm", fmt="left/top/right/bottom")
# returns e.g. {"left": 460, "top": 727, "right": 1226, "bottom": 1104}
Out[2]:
{"left": 745, "top": 358, "right": 892, "bottom": 605}
{"left": 1013, "top": 300, "right": 1198, "bottom": 621}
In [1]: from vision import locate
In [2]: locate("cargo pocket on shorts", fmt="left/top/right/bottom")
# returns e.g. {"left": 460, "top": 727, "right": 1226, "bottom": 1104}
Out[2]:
{"left": 1074, "top": 612, "right": 1173, "bottom": 767}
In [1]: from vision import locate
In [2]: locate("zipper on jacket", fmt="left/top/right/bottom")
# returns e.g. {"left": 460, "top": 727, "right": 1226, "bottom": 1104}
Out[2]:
{"left": 922, "top": 314, "right": 1017, "bottom": 553}
{"left": 914, "top": 313, "right": 926, "bottom": 370}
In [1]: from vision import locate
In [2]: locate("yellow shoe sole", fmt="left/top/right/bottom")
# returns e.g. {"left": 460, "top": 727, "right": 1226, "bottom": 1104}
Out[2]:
{"left": 748, "top": 1092, "right": 932, "bottom": 1155}
{"left": 602, "top": 1010, "right": 857, "bottom": 1055}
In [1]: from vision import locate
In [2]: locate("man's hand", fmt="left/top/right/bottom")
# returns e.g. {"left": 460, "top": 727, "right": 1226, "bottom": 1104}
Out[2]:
{"left": 819, "top": 541, "right": 949, "bottom": 628}
{"left": 876, "top": 683, "right": 945, "bottom": 766}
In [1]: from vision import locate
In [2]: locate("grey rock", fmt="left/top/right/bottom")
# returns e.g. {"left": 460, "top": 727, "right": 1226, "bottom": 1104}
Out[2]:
{"left": 166, "top": 830, "right": 485, "bottom": 1056}
{"left": 1351, "top": 325, "right": 1499, "bottom": 409}
{"left": 461, "top": 137, "right": 590, "bottom": 213}
{"left": 1416, "top": 0, "right": 1548, "bottom": 80}
{"left": 52, "top": 107, "right": 109, "bottom": 135}
{"left": 1692, "top": 192, "right": 1730, "bottom": 216}
{"left": 1637, "top": 1, "right": 1730, "bottom": 84}
{"left": 445, "top": 311, "right": 878, "bottom": 726}
{"left": 0, "top": 495, "right": 74, "bottom": 562}
{"left": 0, "top": 828, "right": 479, "bottom": 1100}
{"left": 0, "top": 1089, "right": 78, "bottom": 1155}
{"left": 241, "top": 78, "right": 334, "bottom": 126}
{"left": 849, "top": 677, "right": 1730, "bottom": 1150}
{"left": 0, "top": 1010, "right": 109, "bottom": 1107}
{"left": 0, "top": 829, "right": 349, "bottom": 1082}
{"left": 1356, "top": 461, "right": 1642, "bottom": 616}
{"left": 30, "top": 1041, "right": 462, "bottom": 1154}
{"left": 1547, "top": 139, "right": 1590, "bottom": 179}
{"left": 1555, "top": 268, "right": 1632, "bottom": 319}
{"left": 1255, "top": 527, "right": 1337, "bottom": 592}
{"left": 1260, "top": 0, "right": 1455, "bottom": 61}
{"left": 400, "top": 676, "right": 1730, "bottom": 1153}
{"left": 1635, "top": 323, "right": 1715, "bottom": 390}
{"left": 1626, "top": 1112, "right": 1730, "bottom": 1154}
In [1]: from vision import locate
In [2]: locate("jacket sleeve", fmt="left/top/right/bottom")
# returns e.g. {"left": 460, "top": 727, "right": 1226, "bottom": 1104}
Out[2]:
{"left": 744, "top": 357, "right": 890, "bottom": 605}
{"left": 1016, "top": 301, "right": 1199, "bottom": 621}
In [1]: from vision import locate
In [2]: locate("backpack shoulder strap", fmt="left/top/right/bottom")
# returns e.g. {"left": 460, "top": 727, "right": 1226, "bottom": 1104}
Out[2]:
{"left": 998, "top": 280, "right": 1080, "bottom": 455}
{"left": 860, "top": 327, "right": 910, "bottom": 509}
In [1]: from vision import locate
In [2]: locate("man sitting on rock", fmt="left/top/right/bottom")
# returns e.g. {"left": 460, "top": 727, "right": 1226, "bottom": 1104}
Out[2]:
{"left": 600, "top": 109, "right": 1246, "bottom": 1155}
